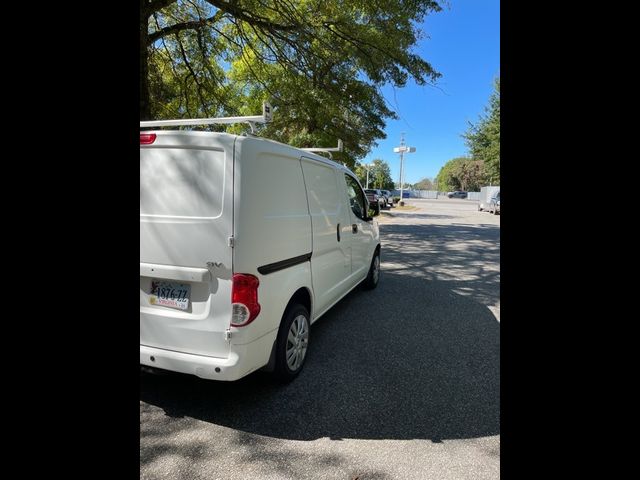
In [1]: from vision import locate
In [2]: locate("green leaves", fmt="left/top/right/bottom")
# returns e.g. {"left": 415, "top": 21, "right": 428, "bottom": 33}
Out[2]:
{"left": 435, "top": 157, "right": 486, "bottom": 192}
{"left": 414, "top": 177, "right": 435, "bottom": 190}
{"left": 435, "top": 78, "right": 500, "bottom": 191}
{"left": 142, "top": 1, "right": 443, "bottom": 166}
{"left": 354, "top": 158, "right": 394, "bottom": 189}
{"left": 463, "top": 77, "right": 500, "bottom": 185}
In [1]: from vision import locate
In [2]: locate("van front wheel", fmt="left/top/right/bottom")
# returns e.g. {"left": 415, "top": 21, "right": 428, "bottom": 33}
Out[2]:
{"left": 363, "top": 250, "right": 380, "bottom": 290}
{"left": 273, "top": 304, "right": 310, "bottom": 382}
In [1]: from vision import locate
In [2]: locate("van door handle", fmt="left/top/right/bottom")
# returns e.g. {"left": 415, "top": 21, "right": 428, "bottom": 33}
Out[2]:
{"left": 352, "top": 223, "right": 358, "bottom": 234}
{"left": 337, "top": 223, "right": 341, "bottom": 242}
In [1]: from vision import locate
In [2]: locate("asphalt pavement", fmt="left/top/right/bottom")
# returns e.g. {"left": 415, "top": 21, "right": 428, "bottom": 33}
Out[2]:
{"left": 140, "top": 197, "right": 500, "bottom": 480}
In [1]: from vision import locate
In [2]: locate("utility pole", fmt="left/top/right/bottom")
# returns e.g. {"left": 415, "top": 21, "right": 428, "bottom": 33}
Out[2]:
{"left": 393, "top": 133, "right": 416, "bottom": 206}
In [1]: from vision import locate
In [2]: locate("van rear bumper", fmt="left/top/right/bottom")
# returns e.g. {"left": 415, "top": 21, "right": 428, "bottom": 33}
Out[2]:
{"left": 140, "top": 330, "right": 277, "bottom": 381}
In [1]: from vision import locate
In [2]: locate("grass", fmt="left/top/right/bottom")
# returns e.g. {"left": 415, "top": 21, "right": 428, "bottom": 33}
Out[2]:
{"left": 393, "top": 204, "right": 418, "bottom": 211}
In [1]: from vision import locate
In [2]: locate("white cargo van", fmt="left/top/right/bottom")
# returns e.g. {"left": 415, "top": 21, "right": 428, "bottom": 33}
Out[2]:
{"left": 140, "top": 107, "right": 380, "bottom": 382}
{"left": 478, "top": 186, "right": 500, "bottom": 212}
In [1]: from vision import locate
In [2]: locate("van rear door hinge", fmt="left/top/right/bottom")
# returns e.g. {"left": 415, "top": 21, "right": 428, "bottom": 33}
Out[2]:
{"left": 228, "top": 236, "right": 235, "bottom": 248}
{"left": 225, "top": 329, "right": 232, "bottom": 341}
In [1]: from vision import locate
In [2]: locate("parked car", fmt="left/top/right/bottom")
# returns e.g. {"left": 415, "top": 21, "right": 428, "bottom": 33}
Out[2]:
{"left": 380, "top": 189, "right": 394, "bottom": 207}
{"left": 365, "top": 189, "right": 384, "bottom": 212}
{"left": 489, "top": 191, "right": 500, "bottom": 215}
{"left": 374, "top": 189, "right": 388, "bottom": 208}
{"left": 140, "top": 107, "right": 381, "bottom": 383}
{"left": 447, "top": 190, "right": 468, "bottom": 199}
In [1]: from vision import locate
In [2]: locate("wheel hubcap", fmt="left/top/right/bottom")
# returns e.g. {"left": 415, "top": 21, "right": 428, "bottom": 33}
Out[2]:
{"left": 286, "top": 315, "right": 309, "bottom": 371}
{"left": 372, "top": 255, "right": 380, "bottom": 284}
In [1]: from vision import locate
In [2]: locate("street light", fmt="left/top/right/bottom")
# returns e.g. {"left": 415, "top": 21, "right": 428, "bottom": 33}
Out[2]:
{"left": 393, "top": 134, "right": 416, "bottom": 206}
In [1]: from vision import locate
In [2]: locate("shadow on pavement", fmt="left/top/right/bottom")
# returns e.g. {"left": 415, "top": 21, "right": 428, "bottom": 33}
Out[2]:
{"left": 379, "top": 222, "right": 500, "bottom": 307}
{"left": 141, "top": 271, "right": 499, "bottom": 444}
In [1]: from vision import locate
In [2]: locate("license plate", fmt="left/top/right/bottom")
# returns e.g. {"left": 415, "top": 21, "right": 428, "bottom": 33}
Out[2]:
{"left": 149, "top": 280, "right": 191, "bottom": 311}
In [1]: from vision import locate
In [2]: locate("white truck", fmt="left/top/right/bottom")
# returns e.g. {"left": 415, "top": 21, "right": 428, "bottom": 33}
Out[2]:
{"left": 478, "top": 186, "right": 500, "bottom": 212}
{"left": 140, "top": 104, "right": 381, "bottom": 382}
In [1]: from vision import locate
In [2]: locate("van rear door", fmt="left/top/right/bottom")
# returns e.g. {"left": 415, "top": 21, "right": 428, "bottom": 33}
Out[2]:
{"left": 140, "top": 132, "right": 234, "bottom": 358}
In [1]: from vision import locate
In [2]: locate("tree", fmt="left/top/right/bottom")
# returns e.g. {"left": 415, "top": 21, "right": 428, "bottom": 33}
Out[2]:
{"left": 370, "top": 159, "right": 394, "bottom": 190}
{"left": 354, "top": 158, "right": 394, "bottom": 190}
{"left": 141, "top": 0, "right": 443, "bottom": 168}
{"left": 435, "top": 158, "right": 464, "bottom": 191}
{"left": 463, "top": 77, "right": 500, "bottom": 184}
{"left": 414, "top": 177, "right": 435, "bottom": 190}
{"left": 435, "top": 157, "right": 485, "bottom": 192}
{"left": 394, "top": 181, "right": 412, "bottom": 190}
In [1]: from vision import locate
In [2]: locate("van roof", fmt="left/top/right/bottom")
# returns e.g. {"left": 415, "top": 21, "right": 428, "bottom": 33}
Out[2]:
{"left": 141, "top": 129, "right": 356, "bottom": 178}
{"left": 140, "top": 103, "right": 355, "bottom": 179}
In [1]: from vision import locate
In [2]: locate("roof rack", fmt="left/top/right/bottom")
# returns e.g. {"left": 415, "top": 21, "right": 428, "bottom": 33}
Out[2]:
{"left": 139, "top": 102, "right": 272, "bottom": 134}
{"left": 300, "top": 139, "right": 344, "bottom": 159}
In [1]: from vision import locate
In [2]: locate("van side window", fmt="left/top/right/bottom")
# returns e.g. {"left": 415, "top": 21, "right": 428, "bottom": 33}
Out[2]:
{"left": 344, "top": 174, "right": 366, "bottom": 220}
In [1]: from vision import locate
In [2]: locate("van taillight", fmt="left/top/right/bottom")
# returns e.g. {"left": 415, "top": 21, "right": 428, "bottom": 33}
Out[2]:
{"left": 140, "top": 133, "right": 156, "bottom": 145}
{"left": 231, "top": 274, "right": 261, "bottom": 326}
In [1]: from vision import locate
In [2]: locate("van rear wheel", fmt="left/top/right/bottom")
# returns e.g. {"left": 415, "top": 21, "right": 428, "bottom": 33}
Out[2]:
{"left": 273, "top": 304, "right": 310, "bottom": 382}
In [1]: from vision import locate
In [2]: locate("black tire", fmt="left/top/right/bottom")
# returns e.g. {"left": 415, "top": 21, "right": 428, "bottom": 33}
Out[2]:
{"left": 363, "top": 249, "right": 380, "bottom": 290}
{"left": 273, "top": 304, "right": 310, "bottom": 382}
{"left": 493, "top": 207, "right": 499, "bottom": 215}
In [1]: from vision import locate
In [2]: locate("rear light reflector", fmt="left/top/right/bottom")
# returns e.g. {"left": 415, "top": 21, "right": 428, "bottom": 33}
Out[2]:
{"left": 231, "top": 274, "right": 261, "bottom": 326}
{"left": 140, "top": 133, "right": 156, "bottom": 145}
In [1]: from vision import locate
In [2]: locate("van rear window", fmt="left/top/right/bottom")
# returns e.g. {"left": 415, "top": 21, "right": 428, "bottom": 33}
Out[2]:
{"left": 140, "top": 148, "right": 225, "bottom": 218}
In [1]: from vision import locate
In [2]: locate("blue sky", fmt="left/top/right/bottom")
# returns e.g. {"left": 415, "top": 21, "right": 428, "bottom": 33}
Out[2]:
{"left": 361, "top": 0, "right": 500, "bottom": 185}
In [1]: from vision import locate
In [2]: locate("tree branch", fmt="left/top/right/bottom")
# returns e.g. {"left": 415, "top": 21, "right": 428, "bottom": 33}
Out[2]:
{"left": 203, "top": 0, "right": 299, "bottom": 32}
{"left": 175, "top": 32, "right": 210, "bottom": 116}
{"left": 144, "top": 0, "right": 177, "bottom": 17}
{"left": 148, "top": 14, "right": 221, "bottom": 44}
